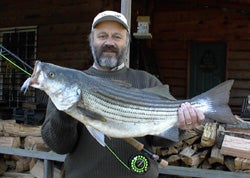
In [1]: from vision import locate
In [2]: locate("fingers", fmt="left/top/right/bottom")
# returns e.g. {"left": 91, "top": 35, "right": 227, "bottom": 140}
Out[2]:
{"left": 195, "top": 107, "right": 205, "bottom": 124}
{"left": 177, "top": 102, "right": 205, "bottom": 130}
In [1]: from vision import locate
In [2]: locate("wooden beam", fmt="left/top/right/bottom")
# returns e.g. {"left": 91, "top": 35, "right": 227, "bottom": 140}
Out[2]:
{"left": 0, "top": 146, "right": 65, "bottom": 162}
{"left": 174, "top": 0, "right": 250, "bottom": 12}
{"left": 121, "top": 0, "right": 131, "bottom": 67}
{"left": 159, "top": 165, "right": 250, "bottom": 178}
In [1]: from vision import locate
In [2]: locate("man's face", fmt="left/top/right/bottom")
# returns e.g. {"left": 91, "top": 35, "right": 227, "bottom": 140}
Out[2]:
{"left": 91, "top": 21, "right": 128, "bottom": 70}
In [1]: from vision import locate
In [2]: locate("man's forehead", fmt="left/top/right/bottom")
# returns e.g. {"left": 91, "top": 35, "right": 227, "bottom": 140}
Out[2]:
{"left": 94, "top": 21, "right": 126, "bottom": 31}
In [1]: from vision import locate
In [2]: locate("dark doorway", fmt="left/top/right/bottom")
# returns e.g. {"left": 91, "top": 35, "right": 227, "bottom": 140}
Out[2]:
{"left": 189, "top": 42, "right": 226, "bottom": 97}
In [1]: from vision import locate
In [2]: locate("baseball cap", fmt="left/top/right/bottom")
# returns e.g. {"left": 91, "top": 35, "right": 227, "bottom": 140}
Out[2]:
{"left": 92, "top": 10, "right": 129, "bottom": 32}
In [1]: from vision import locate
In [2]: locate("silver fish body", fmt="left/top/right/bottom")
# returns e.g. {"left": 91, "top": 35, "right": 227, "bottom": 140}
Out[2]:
{"left": 21, "top": 61, "right": 236, "bottom": 144}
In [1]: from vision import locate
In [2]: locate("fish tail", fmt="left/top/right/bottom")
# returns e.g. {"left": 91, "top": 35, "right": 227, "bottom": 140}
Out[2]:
{"left": 192, "top": 80, "right": 236, "bottom": 124}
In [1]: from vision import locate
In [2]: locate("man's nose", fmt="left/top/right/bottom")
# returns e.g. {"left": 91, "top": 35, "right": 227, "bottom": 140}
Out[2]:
{"left": 104, "top": 37, "right": 115, "bottom": 46}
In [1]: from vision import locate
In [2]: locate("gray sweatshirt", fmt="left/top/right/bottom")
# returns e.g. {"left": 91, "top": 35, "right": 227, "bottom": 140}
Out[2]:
{"left": 41, "top": 66, "right": 175, "bottom": 178}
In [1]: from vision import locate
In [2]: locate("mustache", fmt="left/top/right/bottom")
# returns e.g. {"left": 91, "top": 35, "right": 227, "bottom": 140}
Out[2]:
{"left": 101, "top": 45, "right": 118, "bottom": 53}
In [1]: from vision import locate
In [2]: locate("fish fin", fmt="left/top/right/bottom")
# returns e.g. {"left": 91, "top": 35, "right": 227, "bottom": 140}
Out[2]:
{"left": 143, "top": 85, "right": 176, "bottom": 101}
{"left": 192, "top": 80, "right": 237, "bottom": 124}
{"left": 158, "top": 126, "right": 179, "bottom": 142}
{"left": 21, "top": 77, "right": 31, "bottom": 94}
{"left": 77, "top": 106, "right": 107, "bottom": 122}
{"left": 86, "top": 125, "right": 105, "bottom": 146}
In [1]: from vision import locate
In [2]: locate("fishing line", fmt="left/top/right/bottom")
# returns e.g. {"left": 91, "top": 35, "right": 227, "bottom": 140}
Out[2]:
{"left": 105, "top": 143, "right": 131, "bottom": 171}
{"left": 105, "top": 142, "right": 151, "bottom": 174}
{"left": 0, "top": 53, "right": 32, "bottom": 76}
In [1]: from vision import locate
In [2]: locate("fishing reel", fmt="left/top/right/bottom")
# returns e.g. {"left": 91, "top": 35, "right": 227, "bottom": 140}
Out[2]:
{"left": 128, "top": 154, "right": 150, "bottom": 174}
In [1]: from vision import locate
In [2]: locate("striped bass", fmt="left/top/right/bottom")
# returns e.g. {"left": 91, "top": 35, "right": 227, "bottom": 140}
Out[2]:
{"left": 21, "top": 61, "right": 236, "bottom": 146}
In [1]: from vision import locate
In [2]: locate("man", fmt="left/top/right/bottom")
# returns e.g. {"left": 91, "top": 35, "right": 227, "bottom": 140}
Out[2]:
{"left": 41, "top": 10, "right": 204, "bottom": 178}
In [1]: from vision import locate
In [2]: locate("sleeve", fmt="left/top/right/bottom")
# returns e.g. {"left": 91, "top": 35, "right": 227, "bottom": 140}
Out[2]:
{"left": 41, "top": 99, "right": 79, "bottom": 154}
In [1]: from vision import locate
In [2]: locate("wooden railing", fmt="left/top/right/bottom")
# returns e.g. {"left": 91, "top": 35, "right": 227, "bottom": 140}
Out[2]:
{"left": 0, "top": 146, "right": 249, "bottom": 178}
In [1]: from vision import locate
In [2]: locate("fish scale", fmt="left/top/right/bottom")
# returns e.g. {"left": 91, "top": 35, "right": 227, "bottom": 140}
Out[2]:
{"left": 84, "top": 89, "right": 178, "bottom": 121}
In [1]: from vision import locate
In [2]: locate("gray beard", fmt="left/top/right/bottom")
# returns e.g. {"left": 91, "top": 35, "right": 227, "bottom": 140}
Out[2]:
{"left": 91, "top": 46, "right": 127, "bottom": 69}
{"left": 97, "top": 55, "right": 119, "bottom": 68}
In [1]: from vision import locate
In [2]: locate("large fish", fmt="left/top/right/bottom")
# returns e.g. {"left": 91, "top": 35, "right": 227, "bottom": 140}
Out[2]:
{"left": 21, "top": 61, "right": 236, "bottom": 146}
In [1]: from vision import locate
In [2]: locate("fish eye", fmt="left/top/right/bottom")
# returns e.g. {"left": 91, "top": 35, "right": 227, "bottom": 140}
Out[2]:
{"left": 49, "top": 72, "right": 55, "bottom": 78}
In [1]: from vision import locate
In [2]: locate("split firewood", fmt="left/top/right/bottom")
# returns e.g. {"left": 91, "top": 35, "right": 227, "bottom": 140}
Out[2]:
{"left": 199, "top": 149, "right": 209, "bottom": 160}
{"left": 192, "top": 143, "right": 203, "bottom": 151}
{"left": 0, "top": 120, "right": 41, "bottom": 137}
{"left": 174, "top": 140, "right": 184, "bottom": 148}
{"left": 5, "top": 160, "right": 16, "bottom": 169}
{"left": 181, "top": 153, "right": 204, "bottom": 167}
{"left": 235, "top": 157, "right": 250, "bottom": 171}
{"left": 179, "top": 146, "right": 206, "bottom": 167}
{"left": 221, "top": 135, "right": 250, "bottom": 159}
{"left": 224, "top": 156, "right": 235, "bottom": 171}
{"left": 30, "top": 160, "right": 61, "bottom": 178}
{"left": 182, "top": 129, "right": 201, "bottom": 141}
{"left": 29, "top": 158, "right": 37, "bottom": 170}
{"left": 166, "top": 154, "right": 181, "bottom": 166}
{"left": 11, "top": 155, "right": 23, "bottom": 161}
{"left": 184, "top": 135, "right": 200, "bottom": 145}
{"left": 208, "top": 145, "right": 224, "bottom": 165}
{"left": 0, "top": 136, "right": 21, "bottom": 148}
{"left": 215, "top": 125, "right": 226, "bottom": 148}
{"left": 24, "top": 136, "right": 50, "bottom": 151}
{"left": 179, "top": 146, "right": 196, "bottom": 157}
{"left": 201, "top": 123, "right": 218, "bottom": 147}
{"left": 201, "top": 160, "right": 212, "bottom": 169}
{"left": 166, "top": 146, "right": 179, "bottom": 156}
{"left": 16, "top": 157, "right": 32, "bottom": 172}
{"left": 0, "top": 158, "right": 7, "bottom": 175}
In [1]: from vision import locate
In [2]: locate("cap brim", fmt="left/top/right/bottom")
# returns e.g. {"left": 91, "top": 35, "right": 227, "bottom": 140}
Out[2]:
{"left": 92, "top": 16, "right": 129, "bottom": 31}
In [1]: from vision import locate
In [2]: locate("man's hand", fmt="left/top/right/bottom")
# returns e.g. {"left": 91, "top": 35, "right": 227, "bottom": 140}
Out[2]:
{"left": 177, "top": 102, "right": 205, "bottom": 130}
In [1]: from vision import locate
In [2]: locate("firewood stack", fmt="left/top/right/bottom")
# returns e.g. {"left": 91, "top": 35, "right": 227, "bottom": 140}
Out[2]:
{"left": 0, "top": 116, "right": 249, "bottom": 177}
{"left": 0, "top": 119, "right": 62, "bottom": 178}
{"left": 156, "top": 117, "right": 250, "bottom": 174}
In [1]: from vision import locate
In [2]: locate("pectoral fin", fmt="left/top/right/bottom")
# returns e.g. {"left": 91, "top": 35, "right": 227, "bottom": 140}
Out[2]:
{"left": 77, "top": 106, "right": 107, "bottom": 122}
{"left": 86, "top": 125, "right": 105, "bottom": 146}
{"left": 158, "top": 126, "right": 179, "bottom": 142}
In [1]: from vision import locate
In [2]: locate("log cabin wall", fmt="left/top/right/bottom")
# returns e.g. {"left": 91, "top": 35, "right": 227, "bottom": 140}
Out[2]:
{"left": 0, "top": 0, "right": 120, "bottom": 70}
{"left": 147, "top": 1, "right": 250, "bottom": 114}
{"left": 0, "top": 0, "right": 249, "bottom": 115}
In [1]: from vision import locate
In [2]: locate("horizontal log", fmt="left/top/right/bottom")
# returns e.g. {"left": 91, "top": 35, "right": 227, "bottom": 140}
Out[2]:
{"left": 0, "top": 120, "right": 41, "bottom": 137}
{"left": 221, "top": 135, "right": 250, "bottom": 159}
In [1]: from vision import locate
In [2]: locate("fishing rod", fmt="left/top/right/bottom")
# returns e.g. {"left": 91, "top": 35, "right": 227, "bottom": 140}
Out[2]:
{"left": 124, "top": 138, "right": 168, "bottom": 167}
{"left": 0, "top": 44, "right": 32, "bottom": 76}
{"left": 0, "top": 45, "right": 169, "bottom": 172}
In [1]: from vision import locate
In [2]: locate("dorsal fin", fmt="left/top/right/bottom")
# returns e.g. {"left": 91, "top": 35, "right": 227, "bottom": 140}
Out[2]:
{"left": 143, "top": 85, "right": 176, "bottom": 101}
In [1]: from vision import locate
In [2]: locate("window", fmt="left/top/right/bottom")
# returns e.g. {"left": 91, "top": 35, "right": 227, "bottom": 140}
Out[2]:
{"left": 0, "top": 26, "right": 37, "bottom": 107}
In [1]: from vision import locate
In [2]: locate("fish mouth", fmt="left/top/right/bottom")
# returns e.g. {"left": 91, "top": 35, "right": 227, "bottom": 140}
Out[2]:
{"left": 21, "top": 60, "right": 42, "bottom": 93}
{"left": 29, "top": 60, "right": 42, "bottom": 86}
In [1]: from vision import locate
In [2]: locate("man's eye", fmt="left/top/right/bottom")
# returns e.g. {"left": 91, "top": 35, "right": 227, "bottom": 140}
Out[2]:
{"left": 114, "top": 36, "right": 122, "bottom": 39}
{"left": 98, "top": 35, "right": 106, "bottom": 39}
